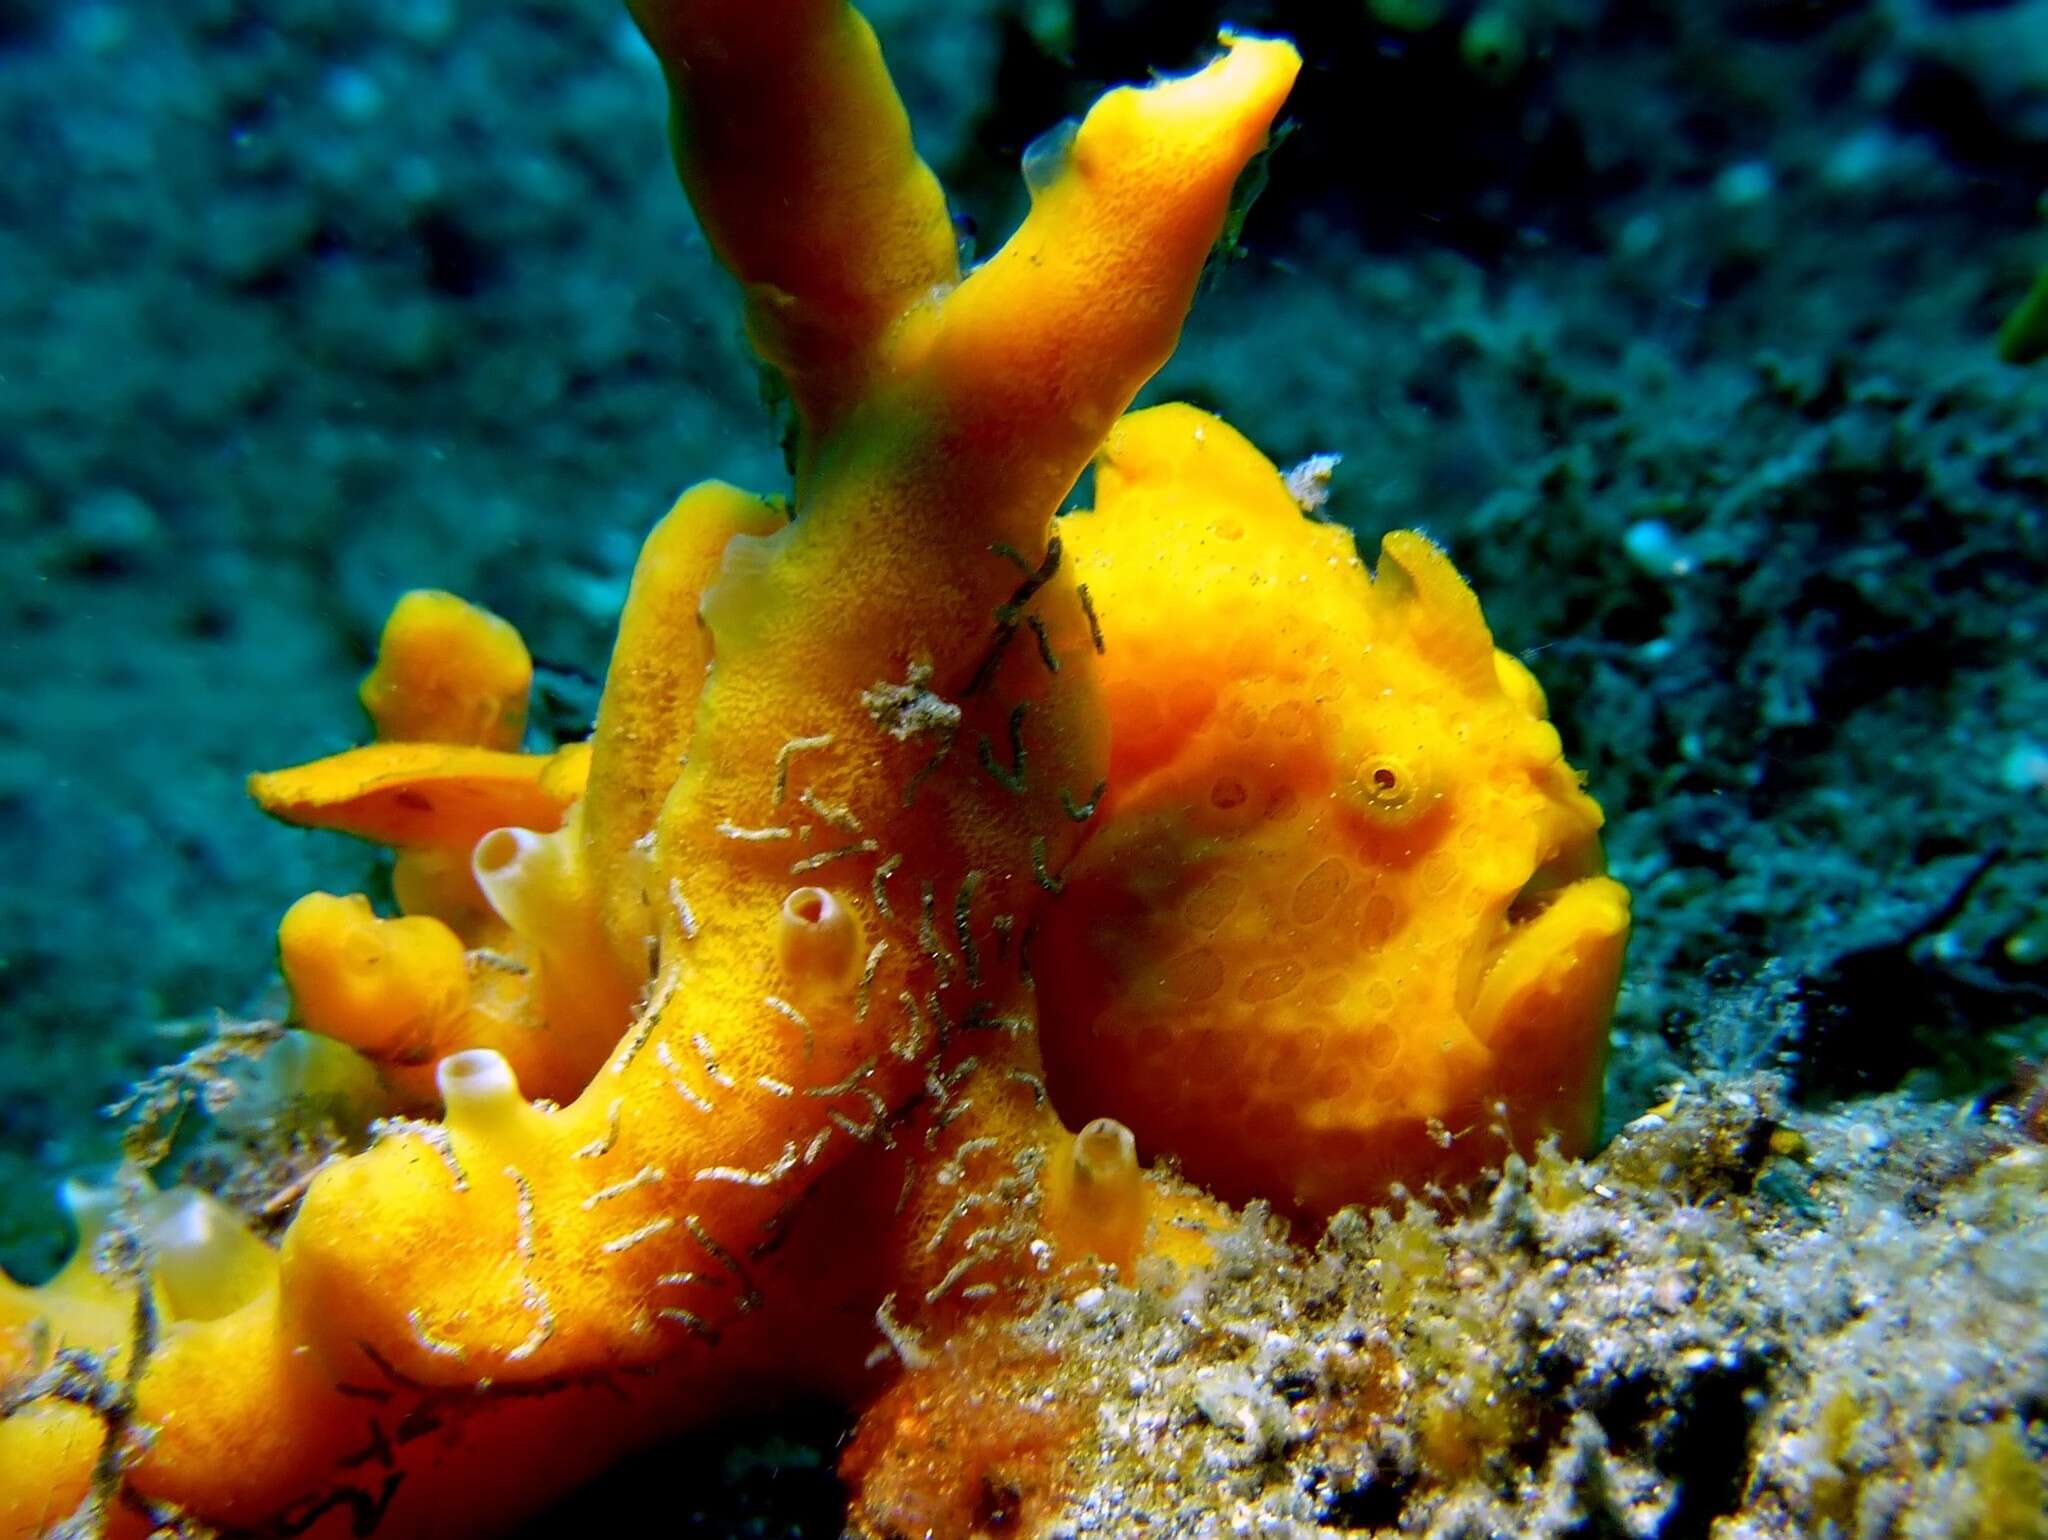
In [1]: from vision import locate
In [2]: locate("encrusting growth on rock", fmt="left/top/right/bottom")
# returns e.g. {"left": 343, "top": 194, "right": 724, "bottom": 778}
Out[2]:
{"left": 0, "top": 4, "right": 1626, "bottom": 1535}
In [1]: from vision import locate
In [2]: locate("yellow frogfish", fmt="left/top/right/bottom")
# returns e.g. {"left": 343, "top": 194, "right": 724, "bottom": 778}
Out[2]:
{"left": 0, "top": 3, "right": 1627, "bottom": 1536}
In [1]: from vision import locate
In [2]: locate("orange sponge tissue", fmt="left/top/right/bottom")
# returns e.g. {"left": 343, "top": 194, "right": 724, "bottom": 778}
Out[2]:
{"left": 0, "top": 7, "right": 1623, "bottom": 1537}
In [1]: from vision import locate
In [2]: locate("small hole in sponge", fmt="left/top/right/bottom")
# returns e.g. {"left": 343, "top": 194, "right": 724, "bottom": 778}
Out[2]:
{"left": 440, "top": 1049, "right": 500, "bottom": 1086}
{"left": 435, "top": 1047, "right": 524, "bottom": 1127}
{"left": 438, "top": 1047, "right": 516, "bottom": 1101}
{"left": 778, "top": 886, "right": 860, "bottom": 988}
{"left": 472, "top": 827, "right": 524, "bottom": 875}
{"left": 1073, "top": 1116, "right": 1137, "bottom": 1184}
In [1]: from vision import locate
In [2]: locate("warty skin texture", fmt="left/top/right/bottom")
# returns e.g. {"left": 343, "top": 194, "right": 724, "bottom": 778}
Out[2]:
{"left": 0, "top": 5, "right": 1624, "bottom": 1535}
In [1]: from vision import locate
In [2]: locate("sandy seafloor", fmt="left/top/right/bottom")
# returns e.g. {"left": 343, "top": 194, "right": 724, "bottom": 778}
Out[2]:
{"left": 0, "top": 0, "right": 2043, "bottom": 1534}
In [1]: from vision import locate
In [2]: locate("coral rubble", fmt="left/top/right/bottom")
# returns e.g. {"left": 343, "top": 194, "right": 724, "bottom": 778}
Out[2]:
{"left": 942, "top": 1077, "right": 2048, "bottom": 1540}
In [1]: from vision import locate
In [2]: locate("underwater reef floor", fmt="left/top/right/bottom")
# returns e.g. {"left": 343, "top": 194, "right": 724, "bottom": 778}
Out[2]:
{"left": 509, "top": 1073, "right": 2046, "bottom": 1539}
